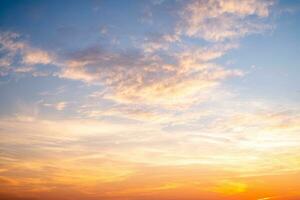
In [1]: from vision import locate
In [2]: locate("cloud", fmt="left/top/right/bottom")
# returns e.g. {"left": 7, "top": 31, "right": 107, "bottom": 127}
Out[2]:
{"left": 22, "top": 49, "right": 52, "bottom": 65}
{"left": 58, "top": 44, "right": 243, "bottom": 109}
{"left": 0, "top": 101, "right": 300, "bottom": 199}
{"left": 104, "top": 66, "right": 242, "bottom": 108}
{"left": 177, "top": 0, "right": 274, "bottom": 41}
{"left": 43, "top": 101, "right": 68, "bottom": 111}
{"left": 0, "top": 31, "right": 55, "bottom": 76}
{"left": 1, "top": 0, "right": 274, "bottom": 111}
{"left": 78, "top": 102, "right": 173, "bottom": 123}
{"left": 55, "top": 0, "right": 274, "bottom": 110}
{"left": 0, "top": 1, "right": 299, "bottom": 200}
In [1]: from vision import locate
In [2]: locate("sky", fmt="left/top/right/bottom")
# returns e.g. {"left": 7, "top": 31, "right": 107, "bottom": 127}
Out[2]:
{"left": 0, "top": 0, "right": 300, "bottom": 200}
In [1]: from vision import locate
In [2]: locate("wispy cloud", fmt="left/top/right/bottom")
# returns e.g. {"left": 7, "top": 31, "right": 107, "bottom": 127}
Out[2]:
{"left": 177, "top": 0, "right": 274, "bottom": 41}
{"left": 54, "top": 0, "right": 274, "bottom": 111}
{"left": 0, "top": 31, "right": 55, "bottom": 77}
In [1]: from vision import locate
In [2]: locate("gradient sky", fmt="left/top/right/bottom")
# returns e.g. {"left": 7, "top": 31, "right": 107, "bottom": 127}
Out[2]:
{"left": 0, "top": 0, "right": 300, "bottom": 200}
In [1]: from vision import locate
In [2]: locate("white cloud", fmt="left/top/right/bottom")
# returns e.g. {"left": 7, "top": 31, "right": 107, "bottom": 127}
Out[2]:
{"left": 23, "top": 49, "right": 52, "bottom": 65}
{"left": 0, "top": 31, "right": 55, "bottom": 76}
{"left": 177, "top": 0, "right": 274, "bottom": 41}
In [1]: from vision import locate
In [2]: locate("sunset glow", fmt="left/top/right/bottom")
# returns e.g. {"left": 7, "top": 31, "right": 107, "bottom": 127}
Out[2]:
{"left": 0, "top": 0, "right": 300, "bottom": 200}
